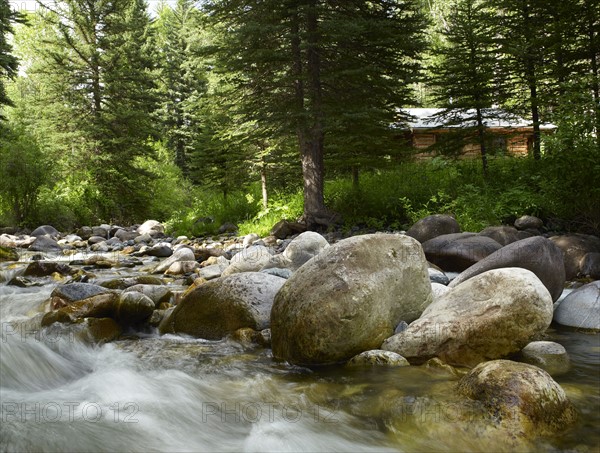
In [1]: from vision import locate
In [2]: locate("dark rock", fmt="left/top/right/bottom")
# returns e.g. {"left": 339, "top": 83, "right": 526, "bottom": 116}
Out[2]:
{"left": 550, "top": 234, "right": 600, "bottom": 280}
{"left": 76, "top": 226, "right": 93, "bottom": 240}
{"left": 580, "top": 252, "right": 600, "bottom": 279}
{"left": 50, "top": 283, "right": 112, "bottom": 309}
{"left": 406, "top": 214, "right": 461, "bottom": 244}
{"left": 270, "top": 220, "right": 307, "bottom": 239}
{"left": 7, "top": 276, "right": 42, "bottom": 287}
{"left": 218, "top": 222, "right": 238, "bottom": 234}
{"left": 449, "top": 236, "right": 566, "bottom": 302}
{"left": 479, "top": 225, "right": 523, "bottom": 246}
{"left": 79, "top": 317, "right": 121, "bottom": 344}
{"left": 422, "top": 233, "right": 502, "bottom": 272}
{"left": 92, "top": 226, "right": 109, "bottom": 239}
{"left": 115, "top": 292, "right": 155, "bottom": 325}
{"left": 30, "top": 225, "right": 60, "bottom": 238}
{"left": 29, "top": 236, "right": 62, "bottom": 253}
{"left": 24, "top": 261, "right": 75, "bottom": 277}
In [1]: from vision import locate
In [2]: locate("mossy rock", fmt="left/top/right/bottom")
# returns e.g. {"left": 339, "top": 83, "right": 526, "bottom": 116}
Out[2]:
{"left": 0, "top": 246, "right": 19, "bottom": 262}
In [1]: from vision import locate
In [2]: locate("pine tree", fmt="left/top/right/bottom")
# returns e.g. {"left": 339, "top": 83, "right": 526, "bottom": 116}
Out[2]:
{"left": 32, "top": 0, "right": 158, "bottom": 222}
{"left": 429, "top": 0, "right": 500, "bottom": 175}
{"left": 0, "top": 0, "right": 24, "bottom": 121}
{"left": 205, "top": 0, "right": 427, "bottom": 228}
{"left": 155, "top": 0, "right": 208, "bottom": 176}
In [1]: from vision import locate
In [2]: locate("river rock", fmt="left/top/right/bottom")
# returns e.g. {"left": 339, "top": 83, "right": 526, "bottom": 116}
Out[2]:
{"left": 457, "top": 360, "right": 576, "bottom": 437}
{"left": 114, "top": 229, "right": 139, "bottom": 242}
{"left": 137, "top": 220, "right": 164, "bottom": 236}
{"left": 92, "top": 226, "right": 109, "bottom": 239}
{"left": 30, "top": 225, "right": 60, "bottom": 238}
{"left": 218, "top": 222, "right": 238, "bottom": 234}
{"left": 514, "top": 215, "right": 543, "bottom": 231}
{"left": 581, "top": 253, "right": 600, "bottom": 279}
{"left": 422, "top": 233, "right": 502, "bottom": 272}
{"left": 124, "top": 284, "right": 175, "bottom": 307}
{"left": 0, "top": 246, "right": 18, "bottom": 262}
{"left": 43, "top": 293, "right": 119, "bottom": 325}
{"left": 24, "top": 261, "right": 75, "bottom": 277}
{"left": 448, "top": 236, "right": 566, "bottom": 302}
{"left": 346, "top": 350, "right": 409, "bottom": 368}
{"left": 115, "top": 292, "right": 155, "bottom": 325}
{"left": 406, "top": 214, "right": 461, "bottom": 244}
{"left": 159, "top": 272, "right": 286, "bottom": 339}
{"left": 271, "top": 233, "right": 433, "bottom": 366}
{"left": 28, "top": 236, "right": 63, "bottom": 253}
{"left": 222, "top": 245, "right": 273, "bottom": 276}
{"left": 243, "top": 233, "right": 260, "bottom": 247}
{"left": 479, "top": 225, "right": 527, "bottom": 246}
{"left": 281, "top": 231, "right": 329, "bottom": 270}
{"left": 197, "top": 263, "right": 227, "bottom": 281}
{"left": 143, "top": 243, "right": 172, "bottom": 258}
{"left": 270, "top": 220, "right": 307, "bottom": 239}
{"left": 430, "top": 282, "right": 450, "bottom": 300}
{"left": 87, "top": 236, "right": 107, "bottom": 245}
{"left": 550, "top": 234, "right": 600, "bottom": 280}
{"left": 428, "top": 267, "right": 449, "bottom": 285}
{"left": 78, "top": 317, "right": 122, "bottom": 344}
{"left": 517, "top": 341, "right": 570, "bottom": 375}
{"left": 98, "top": 275, "right": 164, "bottom": 290}
{"left": 50, "top": 283, "right": 112, "bottom": 309}
{"left": 382, "top": 268, "right": 553, "bottom": 367}
{"left": 165, "top": 261, "right": 201, "bottom": 275}
{"left": 153, "top": 247, "right": 196, "bottom": 274}
{"left": 553, "top": 280, "right": 600, "bottom": 331}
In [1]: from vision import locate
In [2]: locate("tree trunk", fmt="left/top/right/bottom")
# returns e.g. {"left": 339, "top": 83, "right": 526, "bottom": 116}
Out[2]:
{"left": 301, "top": 0, "right": 327, "bottom": 228}
{"left": 352, "top": 166, "right": 360, "bottom": 191}
{"left": 261, "top": 164, "right": 268, "bottom": 209}
{"left": 476, "top": 107, "right": 488, "bottom": 177}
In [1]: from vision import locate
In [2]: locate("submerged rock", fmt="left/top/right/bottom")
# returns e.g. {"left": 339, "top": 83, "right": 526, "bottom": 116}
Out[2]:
{"left": 457, "top": 360, "right": 576, "bottom": 437}
{"left": 382, "top": 268, "right": 553, "bottom": 367}
{"left": 346, "top": 350, "right": 410, "bottom": 368}
{"left": 271, "top": 233, "right": 432, "bottom": 366}
{"left": 517, "top": 341, "right": 570, "bottom": 375}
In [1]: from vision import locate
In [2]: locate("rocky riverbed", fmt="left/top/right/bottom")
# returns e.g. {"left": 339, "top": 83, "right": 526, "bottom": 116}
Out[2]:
{"left": 0, "top": 216, "right": 599, "bottom": 452}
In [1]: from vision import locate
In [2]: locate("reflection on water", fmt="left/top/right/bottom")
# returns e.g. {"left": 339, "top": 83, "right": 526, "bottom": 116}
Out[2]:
{"left": 1, "top": 272, "right": 599, "bottom": 452}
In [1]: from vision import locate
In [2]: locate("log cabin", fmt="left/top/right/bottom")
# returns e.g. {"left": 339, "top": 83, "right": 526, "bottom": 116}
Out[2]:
{"left": 399, "top": 108, "right": 557, "bottom": 159}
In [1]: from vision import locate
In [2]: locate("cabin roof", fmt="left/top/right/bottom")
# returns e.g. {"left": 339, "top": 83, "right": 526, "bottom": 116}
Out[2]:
{"left": 400, "top": 108, "right": 557, "bottom": 130}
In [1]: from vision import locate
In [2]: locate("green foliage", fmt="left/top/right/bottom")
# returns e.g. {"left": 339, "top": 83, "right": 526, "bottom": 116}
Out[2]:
{"left": 238, "top": 191, "right": 305, "bottom": 237}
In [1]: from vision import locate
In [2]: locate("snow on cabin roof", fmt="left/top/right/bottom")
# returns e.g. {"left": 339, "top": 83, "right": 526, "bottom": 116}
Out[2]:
{"left": 399, "top": 108, "right": 556, "bottom": 130}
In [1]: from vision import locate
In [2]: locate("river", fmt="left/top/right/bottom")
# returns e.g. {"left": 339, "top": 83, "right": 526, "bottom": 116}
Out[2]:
{"left": 1, "top": 256, "right": 598, "bottom": 452}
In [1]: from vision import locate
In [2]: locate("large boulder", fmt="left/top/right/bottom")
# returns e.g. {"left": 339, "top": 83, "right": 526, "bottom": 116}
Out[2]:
{"left": 457, "top": 360, "right": 576, "bottom": 437}
{"left": 30, "top": 225, "right": 60, "bottom": 238}
{"left": 449, "top": 236, "right": 566, "bottom": 302}
{"left": 271, "top": 233, "right": 433, "bottom": 366}
{"left": 28, "top": 236, "right": 63, "bottom": 253}
{"left": 406, "top": 214, "right": 461, "bottom": 244}
{"left": 422, "top": 233, "right": 502, "bottom": 272}
{"left": 554, "top": 280, "right": 600, "bottom": 331}
{"left": 159, "top": 272, "right": 286, "bottom": 339}
{"left": 382, "top": 268, "right": 554, "bottom": 367}
{"left": 152, "top": 247, "right": 196, "bottom": 274}
{"left": 550, "top": 234, "right": 600, "bottom": 280}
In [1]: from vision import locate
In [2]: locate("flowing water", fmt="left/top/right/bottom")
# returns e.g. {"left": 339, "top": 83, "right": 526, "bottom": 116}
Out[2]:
{"left": 1, "top": 260, "right": 599, "bottom": 452}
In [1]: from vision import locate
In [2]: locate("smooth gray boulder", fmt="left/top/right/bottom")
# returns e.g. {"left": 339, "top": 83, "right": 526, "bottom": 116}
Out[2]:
{"left": 222, "top": 245, "right": 273, "bottom": 276}
{"left": 554, "top": 280, "right": 600, "bottom": 331}
{"left": 449, "top": 236, "right": 566, "bottom": 302}
{"left": 281, "top": 231, "right": 329, "bottom": 270}
{"left": 382, "top": 268, "right": 554, "bottom": 367}
{"left": 271, "top": 233, "right": 433, "bottom": 366}
{"left": 30, "top": 225, "right": 60, "bottom": 238}
{"left": 159, "top": 272, "right": 286, "bottom": 339}
{"left": 422, "top": 233, "right": 502, "bottom": 272}
{"left": 28, "top": 236, "right": 62, "bottom": 253}
{"left": 517, "top": 341, "right": 570, "bottom": 375}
